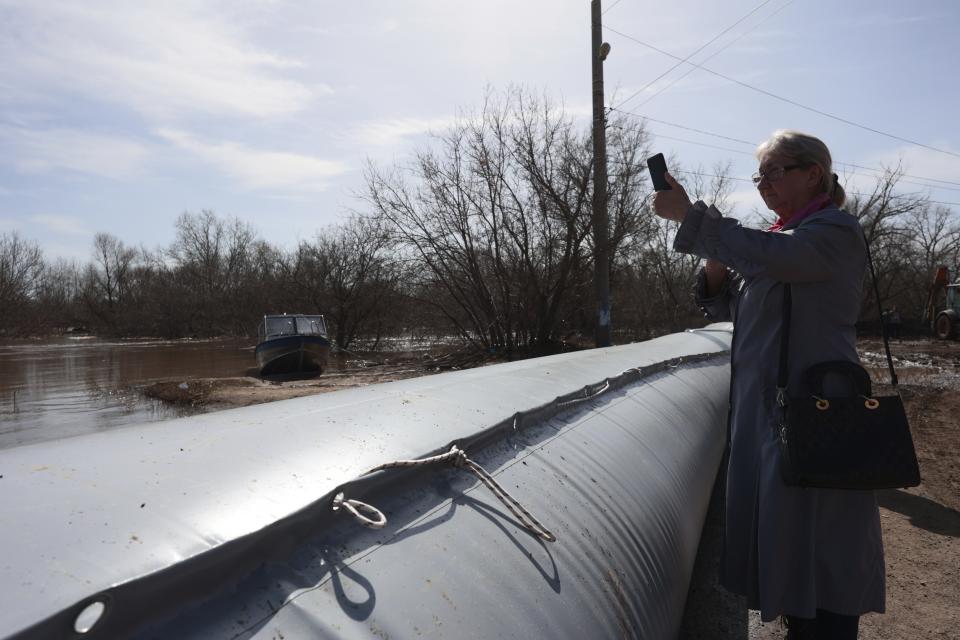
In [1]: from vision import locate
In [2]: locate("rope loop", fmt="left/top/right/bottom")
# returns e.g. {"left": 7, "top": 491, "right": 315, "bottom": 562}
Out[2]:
{"left": 450, "top": 446, "right": 468, "bottom": 468}
{"left": 556, "top": 380, "right": 611, "bottom": 408}
{"left": 332, "top": 492, "right": 387, "bottom": 529}
{"left": 332, "top": 444, "right": 556, "bottom": 543}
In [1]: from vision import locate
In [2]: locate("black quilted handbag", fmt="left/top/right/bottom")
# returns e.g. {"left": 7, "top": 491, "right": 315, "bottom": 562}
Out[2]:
{"left": 776, "top": 234, "right": 921, "bottom": 490}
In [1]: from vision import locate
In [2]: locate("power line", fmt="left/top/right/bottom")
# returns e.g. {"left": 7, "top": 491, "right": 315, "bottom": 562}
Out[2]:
{"left": 667, "top": 168, "right": 751, "bottom": 183}
{"left": 611, "top": 0, "right": 774, "bottom": 111}
{"left": 636, "top": 131, "right": 960, "bottom": 192}
{"left": 612, "top": 107, "right": 757, "bottom": 145}
{"left": 610, "top": 108, "right": 960, "bottom": 191}
{"left": 661, "top": 169, "right": 960, "bottom": 206}
{"left": 647, "top": 131, "right": 755, "bottom": 156}
{"left": 601, "top": 0, "right": 624, "bottom": 15}
{"left": 609, "top": 155, "right": 960, "bottom": 201}
{"left": 835, "top": 162, "right": 960, "bottom": 188}
{"left": 605, "top": 25, "right": 960, "bottom": 160}
{"left": 647, "top": 133, "right": 960, "bottom": 192}
{"left": 834, "top": 165, "right": 960, "bottom": 193}
{"left": 630, "top": 0, "right": 795, "bottom": 110}
{"left": 609, "top": 164, "right": 960, "bottom": 205}
{"left": 613, "top": 148, "right": 960, "bottom": 195}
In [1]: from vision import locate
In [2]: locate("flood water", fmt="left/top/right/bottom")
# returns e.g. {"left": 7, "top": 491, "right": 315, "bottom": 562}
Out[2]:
{"left": 0, "top": 337, "right": 257, "bottom": 450}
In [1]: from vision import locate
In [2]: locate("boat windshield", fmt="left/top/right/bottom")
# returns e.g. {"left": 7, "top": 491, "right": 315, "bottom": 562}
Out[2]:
{"left": 264, "top": 316, "right": 297, "bottom": 338}
{"left": 261, "top": 315, "right": 327, "bottom": 339}
{"left": 296, "top": 316, "right": 327, "bottom": 335}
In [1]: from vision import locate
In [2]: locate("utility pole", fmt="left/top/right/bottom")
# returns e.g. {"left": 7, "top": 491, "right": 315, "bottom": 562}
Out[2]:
{"left": 591, "top": 0, "right": 612, "bottom": 347}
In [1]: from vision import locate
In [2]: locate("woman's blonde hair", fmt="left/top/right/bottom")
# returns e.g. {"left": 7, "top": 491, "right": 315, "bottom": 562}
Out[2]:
{"left": 756, "top": 129, "right": 845, "bottom": 207}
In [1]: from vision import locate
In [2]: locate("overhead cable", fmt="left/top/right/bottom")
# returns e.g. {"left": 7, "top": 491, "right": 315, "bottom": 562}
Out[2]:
{"left": 661, "top": 169, "right": 960, "bottom": 206}
{"left": 835, "top": 162, "right": 960, "bottom": 188}
{"left": 611, "top": 0, "right": 774, "bottom": 112}
{"left": 645, "top": 131, "right": 755, "bottom": 156}
{"left": 628, "top": 1, "right": 795, "bottom": 110}
{"left": 601, "top": 0, "right": 624, "bottom": 16}
{"left": 612, "top": 156, "right": 960, "bottom": 198}
{"left": 610, "top": 109, "right": 960, "bottom": 190}
{"left": 636, "top": 135, "right": 960, "bottom": 192}
{"left": 612, "top": 107, "right": 757, "bottom": 145}
{"left": 605, "top": 25, "right": 960, "bottom": 159}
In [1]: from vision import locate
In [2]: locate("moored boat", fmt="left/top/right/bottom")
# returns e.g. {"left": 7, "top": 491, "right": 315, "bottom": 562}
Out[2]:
{"left": 255, "top": 314, "right": 331, "bottom": 376}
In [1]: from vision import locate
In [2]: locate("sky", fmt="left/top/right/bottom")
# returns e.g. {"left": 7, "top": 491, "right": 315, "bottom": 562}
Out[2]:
{"left": 2, "top": 0, "right": 959, "bottom": 261}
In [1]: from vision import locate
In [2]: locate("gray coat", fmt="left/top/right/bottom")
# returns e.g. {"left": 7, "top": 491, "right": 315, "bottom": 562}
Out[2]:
{"left": 674, "top": 201, "right": 885, "bottom": 621}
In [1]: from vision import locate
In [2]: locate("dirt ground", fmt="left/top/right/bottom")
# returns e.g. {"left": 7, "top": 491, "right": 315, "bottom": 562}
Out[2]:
{"left": 142, "top": 338, "right": 960, "bottom": 638}
{"left": 141, "top": 349, "right": 490, "bottom": 409}
{"left": 857, "top": 338, "right": 960, "bottom": 640}
{"left": 681, "top": 337, "right": 960, "bottom": 639}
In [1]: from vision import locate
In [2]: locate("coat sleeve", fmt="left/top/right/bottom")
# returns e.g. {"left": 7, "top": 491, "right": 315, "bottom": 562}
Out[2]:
{"left": 673, "top": 203, "right": 863, "bottom": 283}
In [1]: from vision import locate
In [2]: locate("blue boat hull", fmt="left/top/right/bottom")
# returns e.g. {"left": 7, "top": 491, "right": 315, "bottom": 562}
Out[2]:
{"left": 255, "top": 335, "right": 330, "bottom": 375}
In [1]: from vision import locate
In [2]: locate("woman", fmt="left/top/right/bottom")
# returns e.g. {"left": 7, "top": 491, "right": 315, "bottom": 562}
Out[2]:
{"left": 653, "top": 130, "right": 883, "bottom": 639}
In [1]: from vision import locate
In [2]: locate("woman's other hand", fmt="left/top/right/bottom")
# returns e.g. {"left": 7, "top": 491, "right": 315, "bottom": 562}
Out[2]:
{"left": 704, "top": 258, "right": 728, "bottom": 297}
{"left": 705, "top": 258, "right": 727, "bottom": 279}
{"left": 652, "top": 172, "right": 693, "bottom": 222}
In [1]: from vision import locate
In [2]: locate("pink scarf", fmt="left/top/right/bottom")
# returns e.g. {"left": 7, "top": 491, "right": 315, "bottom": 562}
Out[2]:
{"left": 768, "top": 193, "right": 831, "bottom": 232}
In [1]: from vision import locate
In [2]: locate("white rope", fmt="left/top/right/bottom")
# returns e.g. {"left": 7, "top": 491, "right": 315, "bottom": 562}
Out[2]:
{"left": 556, "top": 380, "right": 611, "bottom": 408}
{"left": 332, "top": 445, "right": 557, "bottom": 543}
{"left": 330, "top": 353, "right": 726, "bottom": 541}
{"left": 331, "top": 492, "right": 387, "bottom": 529}
{"left": 453, "top": 449, "right": 557, "bottom": 542}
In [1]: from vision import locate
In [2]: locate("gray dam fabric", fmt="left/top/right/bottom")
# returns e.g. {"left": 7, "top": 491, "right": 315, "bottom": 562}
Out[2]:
{"left": 1, "top": 325, "right": 732, "bottom": 640}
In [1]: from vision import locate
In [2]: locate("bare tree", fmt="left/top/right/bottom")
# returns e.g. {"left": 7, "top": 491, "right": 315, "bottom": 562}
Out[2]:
{"left": 365, "top": 87, "right": 652, "bottom": 352}
{"left": 168, "top": 210, "right": 260, "bottom": 334}
{"left": 614, "top": 161, "right": 735, "bottom": 339}
{"left": 845, "top": 166, "right": 933, "bottom": 320}
{"left": 0, "top": 232, "right": 45, "bottom": 333}
{"left": 282, "top": 216, "right": 401, "bottom": 349}
{"left": 91, "top": 233, "right": 136, "bottom": 308}
{"left": 34, "top": 258, "right": 83, "bottom": 332}
{"left": 900, "top": 204, "right": 960, "bottom": 320}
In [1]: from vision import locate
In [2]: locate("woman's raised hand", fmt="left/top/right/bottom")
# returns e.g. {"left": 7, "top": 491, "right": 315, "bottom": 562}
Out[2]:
{"left": 652, "top": 172, "right": 693, "bottom": 223}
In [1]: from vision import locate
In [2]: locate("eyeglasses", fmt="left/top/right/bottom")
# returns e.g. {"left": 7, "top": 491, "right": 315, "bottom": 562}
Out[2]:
{"left": 751, "top": 164, "right": 803, "bottom": 185}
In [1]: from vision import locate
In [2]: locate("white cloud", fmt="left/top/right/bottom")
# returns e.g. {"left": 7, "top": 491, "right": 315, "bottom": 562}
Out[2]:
{"left": 30, "top": 214, "right": 90, "bottom": 237}
{"left": 34, "top": 239, "right": 93, "bottom": 263}
{"left": 157, "top": 128, "right": 349, "bottom": 191}
{"left": 379, "top": 19, "right": 401, "bottom": 34}
{"left": 0, "top": 126, "right": 150, "bottom": 179}
{"left": 864, "top": 145, "right": 960, "bottom": 189}
{"left": 352, "top": 101, "right": 593, "bottom": 149}
{"left": 351, "top": 117, "right": 456, "bottom": 148}
{"left": 0, "top": 1, "right": 325, "bottom": 120}
{"left": 853, "top": 14, "right": 931, "bottom": 28}
{"left": 726, "top": 187, "right": 767, "bottom": 219}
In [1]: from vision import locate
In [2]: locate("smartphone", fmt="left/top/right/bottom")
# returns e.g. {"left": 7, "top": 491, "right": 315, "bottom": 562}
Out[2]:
{"left": 646, "top": 153, "right": 672, "bottom": 191}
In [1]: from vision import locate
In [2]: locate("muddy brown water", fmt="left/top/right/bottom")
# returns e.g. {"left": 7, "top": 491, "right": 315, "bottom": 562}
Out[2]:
{"left": 0, "top": 337, "right": 351, "bottom": 450}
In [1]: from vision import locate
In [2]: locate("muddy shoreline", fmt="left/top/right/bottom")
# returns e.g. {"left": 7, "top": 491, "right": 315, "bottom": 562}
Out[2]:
{"left": 140, "top": 349, "right": 500, "bottom": 409}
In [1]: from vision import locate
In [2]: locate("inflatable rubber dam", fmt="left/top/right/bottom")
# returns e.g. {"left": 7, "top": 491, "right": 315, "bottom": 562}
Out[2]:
{"left": 1, "top": 324, "right": 733, "bottom": 639}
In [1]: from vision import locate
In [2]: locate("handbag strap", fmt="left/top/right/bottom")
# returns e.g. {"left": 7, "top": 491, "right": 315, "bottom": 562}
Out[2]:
{"left": 863, "top": 230, "right": 898, "bottom": 387}
{"left": 776, "top": 284, "right": 792, "bottom": 406}
{"left": 776, "top": 228, "right": 898, "bottom": 404}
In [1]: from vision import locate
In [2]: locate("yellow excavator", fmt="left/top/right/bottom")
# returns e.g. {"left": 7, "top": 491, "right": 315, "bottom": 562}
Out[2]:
{"left": 925, "top": 266, "right": 960, "bottom": 339}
